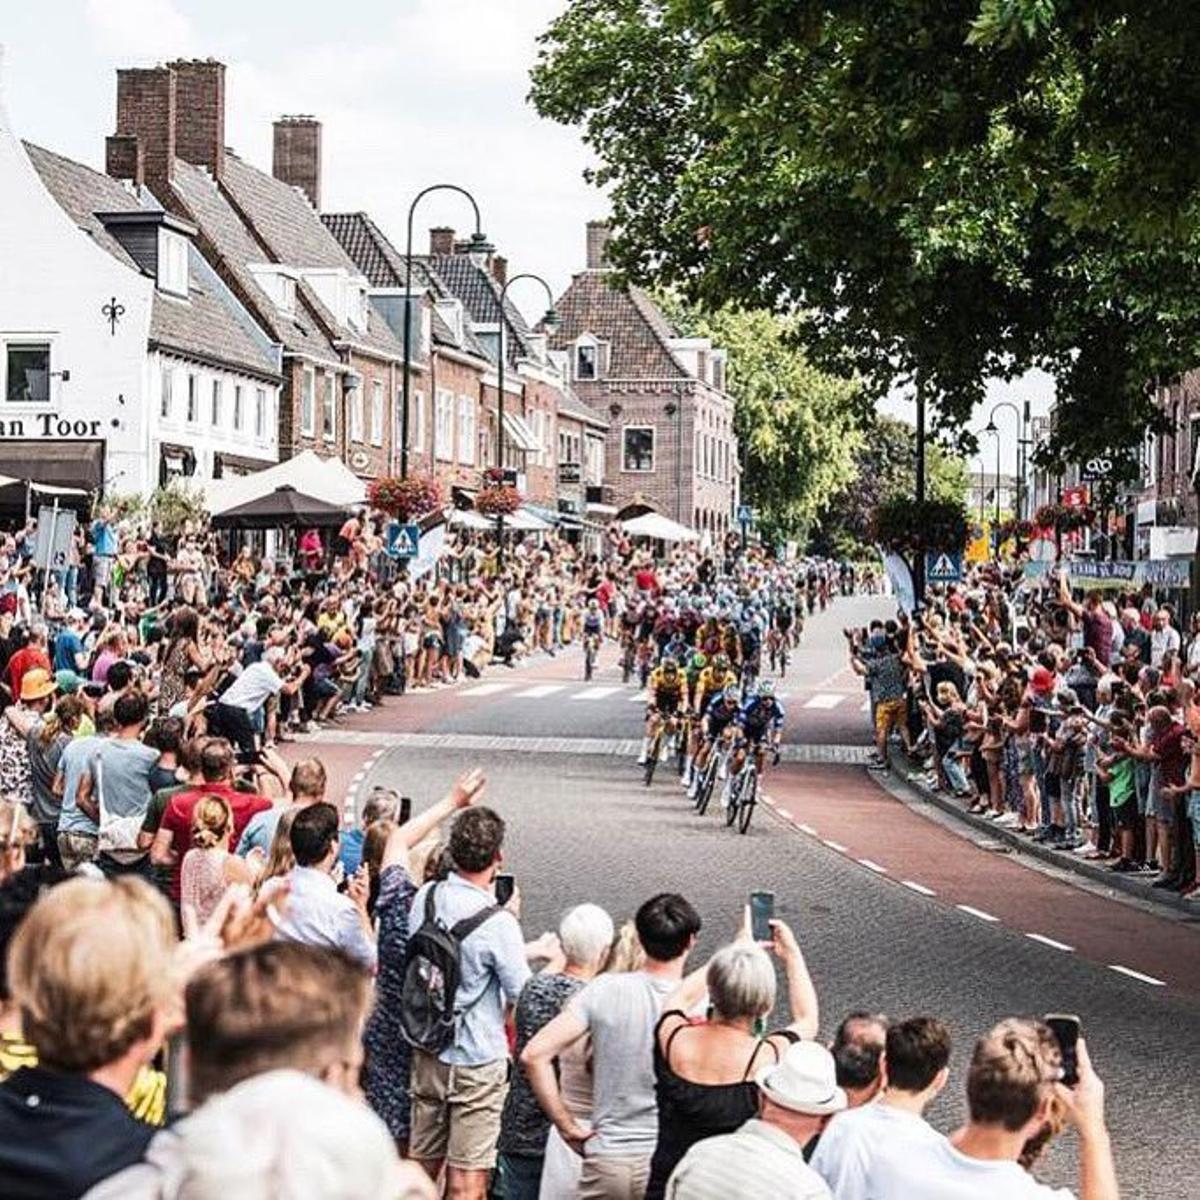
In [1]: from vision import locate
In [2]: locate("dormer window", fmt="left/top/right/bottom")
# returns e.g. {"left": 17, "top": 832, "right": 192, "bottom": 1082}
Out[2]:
{"left": 157, "top": 230, "right": 189, "bottom": 297}
{"left": 278, "top": 275, "right": 297, "bottom": 314}
{"left": 435, "top": 298, "right": 465, "bottom": 345}
{"left": 576, "top": 341, "right": 598, "bottom": 380}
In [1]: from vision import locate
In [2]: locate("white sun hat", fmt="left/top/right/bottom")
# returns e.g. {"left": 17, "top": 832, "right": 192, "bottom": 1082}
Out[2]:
{"left": 755, "top": 1041, "right": 848, "bottom": 1116}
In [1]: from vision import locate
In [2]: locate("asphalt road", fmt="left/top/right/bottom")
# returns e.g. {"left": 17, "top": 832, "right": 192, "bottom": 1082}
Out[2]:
{"left": 358, "top": 594, "right": 1200, "bottom": 1198}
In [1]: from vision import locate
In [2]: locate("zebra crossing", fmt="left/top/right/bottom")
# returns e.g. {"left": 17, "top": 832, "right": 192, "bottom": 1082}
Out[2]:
{"left": 454, "top": 680, "right": 869, "bottom": 710}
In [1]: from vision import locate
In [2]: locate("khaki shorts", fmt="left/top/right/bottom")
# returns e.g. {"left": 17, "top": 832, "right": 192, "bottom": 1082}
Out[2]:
{"left": 578, "top": 1153, "right": 652, "bottom": 1200}
{"left": 874, "top": 697, "right": 906, "bottom": 738}
{"left": 410, "top": 1051, "right": 508, "bottom": 1171}
{"left": 57, "top": 830, "right": 98, "bottom": 871}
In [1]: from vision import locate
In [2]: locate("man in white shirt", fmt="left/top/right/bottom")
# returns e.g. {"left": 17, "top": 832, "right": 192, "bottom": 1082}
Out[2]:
{"left": 867, "top": 1018, "right": 1118, "bottom": 1200}
{"left": 811, "top": 1015, "right": 949, "bottom": 1199}
{"left": 665, "top": 1040, "right": 846, "bottom": 1199}
{"left": 211, "top": 645, "right": 306, "bottom": 782}
{"left": 1150, "top": 608, "right": 1181, "bottom": 669}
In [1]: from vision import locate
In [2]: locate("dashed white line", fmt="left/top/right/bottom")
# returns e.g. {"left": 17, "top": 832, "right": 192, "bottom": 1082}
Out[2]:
{"left": 956, "top": 904, "right": 999, "bottom": 923}
{"left": 461, "top": 682, "right": 514, "bottom": 696}
{"left": 804, "top": 693, "right": 843, "bottom": 709}
{"left": 902, "top": 880, "right": 936, "bottom": 896}
{"left": 857, "top": 858, "right": 887, "bottom": 874}
{"left": 1107, "top": 964, "right": 1166, "bottom": 987}
{"left": 1025, "top": 933, "right": 1075, "bottom": 952}
{"left": 821, "top": 839, "right": 848, "bottom": 852}
{"left": 514, "top": 684, "right": 566, "bottom": 699}
{"left": 571, "top": 686, "right": 621, "bottom": 700}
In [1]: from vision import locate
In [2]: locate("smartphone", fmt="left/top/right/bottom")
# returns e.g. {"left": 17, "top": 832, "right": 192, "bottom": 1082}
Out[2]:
{"left": 399, "top": 796, "right": 413, "bottom": 826}
{"left": 494, "top": 873, "right": 515, "bottom": 906}
{"left": 749, "top": 890, "right": 775, "bottom": 942}
{"left": 1045, "top": 1013, "right": 1082, "bottom": 1086}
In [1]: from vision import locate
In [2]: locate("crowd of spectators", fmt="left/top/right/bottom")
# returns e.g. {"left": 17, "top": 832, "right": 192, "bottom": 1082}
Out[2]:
{"left": 851, "top": 565, "right": 1200, "bottom": 900}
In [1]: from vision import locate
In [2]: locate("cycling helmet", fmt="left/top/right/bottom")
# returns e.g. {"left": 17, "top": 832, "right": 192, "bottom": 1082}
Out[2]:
{"left": 586, "top": 597, "right": 599, "bottom": 610}
{"left": 713, "top": 653, "right": 731, "bottom": 672}
{"left": 720, "top": 687, "right": 739, "bottom": 705}
{"left": 662, "top": 656, "right": 680, "bottom": 672}
{"left": 690, "top": 651, "right": 708, "bottom": 671}
{"left": 756, "top": 678, "right": 775, "bottom": 698}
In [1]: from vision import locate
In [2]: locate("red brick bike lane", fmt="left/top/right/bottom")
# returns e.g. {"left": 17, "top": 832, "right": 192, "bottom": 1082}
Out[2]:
{"left": 762, "top": 763, "right": 1200, "bottom": 999}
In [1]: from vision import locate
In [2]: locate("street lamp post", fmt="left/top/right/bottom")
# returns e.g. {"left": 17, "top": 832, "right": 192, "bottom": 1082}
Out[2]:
{"left": 493, "top": 272, "right": 559, "bottom": 562}
{"left": 987, "top": 426, "right": 1002, "bottom": 528}
{"left": 985, "top": 400, "right": 1025, "bottom": 520}
{"left": 400, "top": 185, "right": 492, "bottom": 479}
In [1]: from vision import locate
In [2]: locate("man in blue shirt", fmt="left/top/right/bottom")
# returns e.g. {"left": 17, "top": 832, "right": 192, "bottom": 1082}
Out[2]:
{"left": 52, "top": 609, "right": 89, "bottom": 674}
{"left": 90, "top": 510, "right": 118, "bottom": 603}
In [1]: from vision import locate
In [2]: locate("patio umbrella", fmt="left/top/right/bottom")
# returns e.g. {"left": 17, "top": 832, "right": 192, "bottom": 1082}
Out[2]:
{"left": 209, "top": 485, "right": 349, "bottom": 530}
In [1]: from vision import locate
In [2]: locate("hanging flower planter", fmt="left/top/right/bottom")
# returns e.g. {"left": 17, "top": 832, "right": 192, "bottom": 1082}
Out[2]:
{"left": 870, "top": 496, "right": 968, "bottom": 556}
{"left": 367, "top": 475, "right": 443, "bottom": 522}
{"left": 995, "top": 517, "right": 1035, "bottom": 544}
{"left": 475, "top": 483, "right": 523, "bottom": 517}
{"left": 1033, "top": 502, "right": 1092, "bottom": 534}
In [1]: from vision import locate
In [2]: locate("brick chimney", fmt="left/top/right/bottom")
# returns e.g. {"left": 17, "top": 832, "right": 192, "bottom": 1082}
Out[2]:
{"left": 113, "top": 66, "right": 176, "bottom": 186}
{"left": 105, "top": 134, "right": 144, "bottom": 187}
{"left": 168, "top": 59, "right": 225, "bottom": 180}
{"left": 586, "top": 219, "right": 611, "bottom": 270}
{"left": 272, "top": 115, "right": 321, "bottom": 209}
{"left": 490, "top": 254, "right": 508, "bottom": 287}
{"left": 429, "top": 227, "right": 456, "bottom": 256}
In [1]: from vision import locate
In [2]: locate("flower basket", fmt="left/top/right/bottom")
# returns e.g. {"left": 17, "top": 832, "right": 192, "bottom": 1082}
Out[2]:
{"left": 475, "top": 484, "right": 523, "bottom": 518}
{"left": 870, "top": 496, "right": 968, "bottom": 556}
{"left": 367, "top": 475, "right": 442, "bottom": 522}
{"left": 995, "top": 517, "right": 1035, "bottom": 544}
{"left": 1033, "top": 503, "right": 1092, "bottom": 534}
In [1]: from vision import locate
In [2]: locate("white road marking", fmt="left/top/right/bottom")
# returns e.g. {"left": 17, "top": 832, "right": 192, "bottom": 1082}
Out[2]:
{"left": 956, "top": 904, "right": 999, "bottom": 923}
{"left": 797, "top": 823, "right": 817, "bottom": 835}
{"left": 629, "top": 691, "right": 648, "bottom": 702}
{"left": 860, "top": 699, "right": 871, "bottom": 712}
{"left": 1025, "top": 933, "right": 1074, "bottom": 952}
{"left": 1108, "top": 964, "right": 1166, "bottom": 987}
{"left": 857, "top": 858, "right": 887, "bottom": 873}
{"left": 821, "top": 839, "right": 848, "bottom": 852}
{"left": 571, "top": 686, "right": 621, "bottom": 700}
{"left": 514, "top": 684, "right": 566, "bottom": 699}
{"left": 461, "top": 682, "right": 514, "bottom": 696}
{"left": 902, "top": 880, "right": 936, "bottom": 896}
{"left": 804, "top": 693, "right": 842, "bottom": 709}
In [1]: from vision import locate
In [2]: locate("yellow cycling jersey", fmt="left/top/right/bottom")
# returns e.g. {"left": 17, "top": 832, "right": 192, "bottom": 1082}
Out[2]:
{"left": 697, "top": 667, "right": 738, "bottom": 701}
{"left": 649, "top": 667, "right": 685, "bottom": 697}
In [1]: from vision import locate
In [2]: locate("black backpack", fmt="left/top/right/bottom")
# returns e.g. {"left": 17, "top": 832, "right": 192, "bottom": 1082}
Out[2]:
{"left": 400, "top": 883, "right": 503, "bottom": 1054}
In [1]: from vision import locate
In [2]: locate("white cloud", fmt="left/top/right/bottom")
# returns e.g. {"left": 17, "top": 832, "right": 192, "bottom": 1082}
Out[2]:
{"left": 83, "top": 0, "right": 195, "bottom": 59}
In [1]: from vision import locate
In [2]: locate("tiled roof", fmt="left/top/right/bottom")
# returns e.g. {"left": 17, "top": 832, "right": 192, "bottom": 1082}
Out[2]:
{"left": 548, "top": 271, "right": 688, "bottom": 379}
{"left": 557, "top": 385, "right": 608, "bottom": 428}
{"left": 322, "top": 211, "right": 490, "bottom": 361}
{"left": 425, "top": 253, "right": 535, "bottom": 366}
{"left": 25, "top": 142, "right": 278, "bottom": 380}
{"left": 216, "top": 154, "right": 404, "bottom": 362}
{"left": 170, "top": 158, "right": 339, "bottom": 362}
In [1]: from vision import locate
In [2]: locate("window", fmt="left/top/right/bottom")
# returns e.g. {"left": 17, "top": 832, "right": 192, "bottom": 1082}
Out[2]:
{"left": 576, "top": 342, "right": 597, "bottom": 380}
{"left": 623, "top": 425, "right": 655, "bottom": 472}
{"left": 186, "top": 373, "right": 198, "bottom": 423}
{"left": 158, "top": 230, "right": 189, "bottom": 297}
{"left": 160, "top": 366, "right": 173, "bottom": 420}
{"left": 300, "top": 367, "right": 316, "bottom": 437}
{"left": 586, "top": 436, "right": 605, "bottom": 484}
{"left": 400, "top": 390, "right": 427, "bottom": 457}
{"left": 210, "top": 379, "right": 222, "bottom": 427}
{"left": 349, "top": 384, "right": 364, "bottom": 444}
{"left": 278, "top": 275, "right": 297, "bottom": 314}
{"left": 255, "top": 387, "right": 267, "bottom": 440}
{"left": 434, "top": 389, "right": 454, "bottom": 461}
{"left": 4, "top": 343, "right": 50, "bottom": 404}
{"left": 322, "top": 372, "right": 337, "bottom": 442}
{"left": 232, "top": 384, "right": 243, "bottom": 431}
{"left": 457, "top": 395, "right": 476, "bottom": 466}
{"left": 371, "top": 381, "right": 384, "bottom": 447}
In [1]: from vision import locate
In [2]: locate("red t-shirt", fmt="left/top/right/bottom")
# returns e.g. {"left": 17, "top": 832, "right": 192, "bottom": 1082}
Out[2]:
{"left": 8, "top": 646, "right": 50, "bottom": 699}
{"left": 634, "top": 568, "right": 660, "bottom": 595}
{"left": 161, "top": 783, "right": 272, "bottom": 901}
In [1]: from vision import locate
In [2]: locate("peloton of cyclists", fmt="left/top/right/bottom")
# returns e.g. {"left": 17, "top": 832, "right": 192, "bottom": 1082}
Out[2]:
{"left": 721, "top": 677, "right": 786, "bottom": 808}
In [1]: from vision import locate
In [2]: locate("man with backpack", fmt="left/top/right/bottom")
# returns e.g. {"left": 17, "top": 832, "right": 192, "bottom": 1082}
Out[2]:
{"left": 404, "top": 806, "right": 553, "bottom": 1200}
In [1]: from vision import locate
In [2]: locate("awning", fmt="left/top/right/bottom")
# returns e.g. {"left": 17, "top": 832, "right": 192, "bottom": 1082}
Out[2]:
{"left": 586, "top": 502, "right": 618, "bottom": 516}
{"left": 206, "top": 450, "right": 365, "bottom": 516}
{"left": 447, "top": 509, "right": 494, "bottom": 531}
{"left": 0, "top": 440, "right": 104, "bottom": 494}
{"left": 502, "top": 412, "right": 540, "bottom": 454}
{"left": 210, "top": 485, "right": 349, "bottom": 530}
{"left": 509, "top": 507, "right": 553, "bottom": 532}
{"left": 523, "top": 503, "right": 560, "bottom": 526}
{"left": 621, "top": 512, "right": 699, "bottom": 542}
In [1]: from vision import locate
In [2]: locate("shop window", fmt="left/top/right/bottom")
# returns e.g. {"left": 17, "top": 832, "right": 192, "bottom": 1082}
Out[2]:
{"left": 4, "top": 343, "right": 50, "bottom": 404}
{"left": 622, "top": 425, "right": 654, "bottom": 472}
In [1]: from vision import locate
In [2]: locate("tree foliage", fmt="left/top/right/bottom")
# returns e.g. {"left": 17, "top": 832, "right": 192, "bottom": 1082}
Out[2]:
{"left": 655, "top": 296, "right": 864, "bottom": 543}
{"left": 530, "top": 1, "right": 1200, "bottom": 469}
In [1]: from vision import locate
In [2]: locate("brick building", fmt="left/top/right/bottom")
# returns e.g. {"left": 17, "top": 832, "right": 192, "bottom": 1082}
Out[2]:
{"left": 548, "top": 221, "right": 738, "bottom": 533}
{"left": 104, "top": 59, "right": 405, "bottom": 481}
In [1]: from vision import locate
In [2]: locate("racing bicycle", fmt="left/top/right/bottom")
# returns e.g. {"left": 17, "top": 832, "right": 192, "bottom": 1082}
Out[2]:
{"left": 583, "top": 632, "right": 601, "bottom": 681}
{"left": 643, "top": 713, "right": 680, "bottom": 787}
{"left": 694, "top": 734, "right": 732, "bottom": 816}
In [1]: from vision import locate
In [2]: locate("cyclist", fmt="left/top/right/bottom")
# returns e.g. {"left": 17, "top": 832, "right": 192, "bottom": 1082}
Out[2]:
{"left": 768, "top": 590, "right": 795, "bottom": 669}
{"left": 581, "top": 598, "right": 604, "bottom": 677}
{"left": 688, "top": 687, "right": 743, "bottom": 801}
{"left": 738, "top": 615, "right": 763, "bottom": 693}
{"left": 685, "top": 655, "right": 737, "bottom": 787}
{"left": 724, "top": 678, "right": 786, "bottom": 808}
{"left": 638, "top": 655, "right": 685, "bottom": 765}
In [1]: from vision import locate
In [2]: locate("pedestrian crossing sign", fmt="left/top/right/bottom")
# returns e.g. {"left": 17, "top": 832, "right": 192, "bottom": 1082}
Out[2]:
{"left": 924, "top": 550, "right": 963, "bottom": 584}
{"left": 386, "top": 522, "right": 420, "bottom": 559}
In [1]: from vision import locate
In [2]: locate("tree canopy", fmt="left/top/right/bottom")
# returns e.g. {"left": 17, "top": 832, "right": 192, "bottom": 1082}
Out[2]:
{"left": 656, "top": 296, "right": 865, "bottom": 544}
{"left": 531, "top": 1, "right": 1200, "bottom": 468}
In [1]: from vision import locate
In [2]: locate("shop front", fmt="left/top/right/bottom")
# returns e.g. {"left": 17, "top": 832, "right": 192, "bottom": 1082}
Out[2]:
{"left": 0, "top": 435, "right": 105, "bottom": 518}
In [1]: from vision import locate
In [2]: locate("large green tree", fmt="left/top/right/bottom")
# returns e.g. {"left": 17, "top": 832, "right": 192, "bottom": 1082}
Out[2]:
{"left": 530, "top": 1, "right": 1200, "bottom": 467}
{"left": 656, "top": 297, "right": 865, "bottom": 544}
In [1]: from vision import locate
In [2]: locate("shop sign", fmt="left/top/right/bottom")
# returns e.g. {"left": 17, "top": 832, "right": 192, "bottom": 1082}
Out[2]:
{"left": 0, "top": 415, "right": 105, "bottom": 439}
{"left": 558, "top": 462, "right": 581, "bottom": 484}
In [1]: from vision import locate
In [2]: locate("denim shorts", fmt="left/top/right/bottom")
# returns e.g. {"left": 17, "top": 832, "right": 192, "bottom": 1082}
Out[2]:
{"left": 1189, "top": 791, "right": 1200, "bottom": 846}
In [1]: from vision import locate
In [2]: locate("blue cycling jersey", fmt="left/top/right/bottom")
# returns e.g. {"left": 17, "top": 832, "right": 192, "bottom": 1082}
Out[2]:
{"left": 738, "top": 696, "right": 785, "bottom": 732}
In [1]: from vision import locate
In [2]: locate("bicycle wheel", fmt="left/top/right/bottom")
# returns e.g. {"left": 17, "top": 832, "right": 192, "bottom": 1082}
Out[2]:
{"left": 585, "top": 644, "right": 595, "bottom": 681}
{"left": 676, "top": 721, "right": 689, "bottom": 776}
{"left": 738, "top": 769, "right": 758, "bottom": 834}
{"left": 725, "top": 773, "right": 742, "bottom": 826}
{"left": 622, "top": 651, "right": 632, "bottom": 684}
{"left": 695, "top": 756, "right": 718, "bottom": 814}
{"left": 779, "top": 646, "right": 788, "bottom": 678}
{"left": 643, "top": 734, "right": 661, "bottom": 786}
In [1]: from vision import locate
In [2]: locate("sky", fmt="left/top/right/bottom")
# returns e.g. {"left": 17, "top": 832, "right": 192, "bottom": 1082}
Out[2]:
{"left": 1, "top": 0, "right": 1049, "bottom": 472}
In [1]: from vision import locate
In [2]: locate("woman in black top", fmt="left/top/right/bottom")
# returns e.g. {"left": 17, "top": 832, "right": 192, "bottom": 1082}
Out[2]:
{"left": 646, "top": 918, "right": 818, "bottom": 1199}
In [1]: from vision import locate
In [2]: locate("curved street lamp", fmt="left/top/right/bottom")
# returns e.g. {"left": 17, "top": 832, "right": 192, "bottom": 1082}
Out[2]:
{"left": 492, "top": 272, "right": 559, "bottom": 564}
{"left": 984, "top": 399, "right": 1025, "bottom": 520}
{"left": 400, "top": 184, "right": 492, "bottom": 478}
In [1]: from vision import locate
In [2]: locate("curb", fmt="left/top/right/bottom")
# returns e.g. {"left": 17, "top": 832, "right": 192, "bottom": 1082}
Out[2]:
{"left": 887, "top": 750, "right": 1196, "bottom": 915}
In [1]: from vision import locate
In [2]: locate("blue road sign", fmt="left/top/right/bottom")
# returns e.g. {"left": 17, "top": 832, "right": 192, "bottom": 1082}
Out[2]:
{"left": 925, "top": 550, "right": 963, "bottom": 585}
{"left": 386, "top": 522, "right": 420, "bottom": 559}
{"left": 737, "top": 504, "right": 754, "bottom": 526}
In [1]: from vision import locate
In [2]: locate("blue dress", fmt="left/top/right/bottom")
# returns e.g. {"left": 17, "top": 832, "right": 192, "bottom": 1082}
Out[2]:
{"left": 362, "top": 862, "right": 417, "bottom": 1142}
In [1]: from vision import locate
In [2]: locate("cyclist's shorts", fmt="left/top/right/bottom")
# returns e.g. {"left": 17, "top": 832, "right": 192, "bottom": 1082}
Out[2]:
{"left": 740, "top": 721, "right": 771, "bottom": 744}
{"left": 706, "top": 712, "right": 737, "bottom": 739}
{"left": 651, "top": 691, "right": 682, "bottom": 715}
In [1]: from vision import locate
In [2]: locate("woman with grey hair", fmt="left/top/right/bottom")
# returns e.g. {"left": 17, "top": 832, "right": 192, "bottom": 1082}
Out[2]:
{"left": 498, "top": 902, "right": 614, "bottom": 1200}
{"left": 645, "top": 915, "right": 818, "bottom": 1200}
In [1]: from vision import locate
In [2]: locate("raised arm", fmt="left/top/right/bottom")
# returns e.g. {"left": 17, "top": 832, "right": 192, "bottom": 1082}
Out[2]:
{"left": 380, "top": 768, "right": 486, "bottom": 872}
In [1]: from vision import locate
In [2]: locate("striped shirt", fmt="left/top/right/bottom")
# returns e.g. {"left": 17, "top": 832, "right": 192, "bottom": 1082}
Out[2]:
{"left": 666, "top": 1118, "right": 832, "bottom": 1199}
